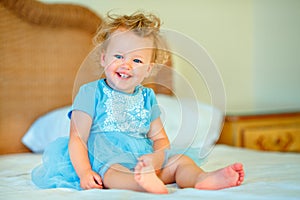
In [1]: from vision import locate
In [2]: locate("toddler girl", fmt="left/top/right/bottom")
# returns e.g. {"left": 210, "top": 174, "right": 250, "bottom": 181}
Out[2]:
{"left": 32, "top": 12, "right": 244, "bottom": 194}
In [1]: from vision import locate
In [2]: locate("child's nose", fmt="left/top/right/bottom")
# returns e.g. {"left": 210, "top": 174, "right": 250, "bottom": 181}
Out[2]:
{"left": 120, "top": 59, "right": 132, "bottom": 70}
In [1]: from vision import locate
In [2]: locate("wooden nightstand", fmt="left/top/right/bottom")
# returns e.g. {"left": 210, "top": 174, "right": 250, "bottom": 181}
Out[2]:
{"left": 218, "top": 112, "right": 300, "bottom": 152}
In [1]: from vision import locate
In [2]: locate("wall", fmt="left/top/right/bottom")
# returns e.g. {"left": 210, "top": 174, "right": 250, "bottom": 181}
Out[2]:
{"left": 42, "top": 0, "right": 300, "bottom": 115}
{"left": 253, "top": 0, "right": 300, "bottom": 114}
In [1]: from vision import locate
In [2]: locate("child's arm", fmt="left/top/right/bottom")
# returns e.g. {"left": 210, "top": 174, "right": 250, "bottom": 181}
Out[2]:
{"left": 142, "top": 117, "right": 170, "bottom": 173}
{"left": 68, "top": 110, "right": 103, "bottom": 189}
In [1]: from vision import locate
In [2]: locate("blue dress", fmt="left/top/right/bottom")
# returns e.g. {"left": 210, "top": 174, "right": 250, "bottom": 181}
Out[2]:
{"left": 31, "top": 79, "right": 161, "bottom": 190}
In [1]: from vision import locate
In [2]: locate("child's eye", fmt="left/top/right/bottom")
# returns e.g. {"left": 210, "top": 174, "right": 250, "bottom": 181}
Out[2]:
{"left": 133, "top": 59, "right": 143, "bottom": 64}
{"left": 114, "top": 54, "right": 123, "bottom": 59}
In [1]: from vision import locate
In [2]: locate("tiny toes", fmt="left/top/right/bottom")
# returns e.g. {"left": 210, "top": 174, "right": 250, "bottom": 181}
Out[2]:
{"left": 234, "top": 163, "right": 243, "bottom": 170}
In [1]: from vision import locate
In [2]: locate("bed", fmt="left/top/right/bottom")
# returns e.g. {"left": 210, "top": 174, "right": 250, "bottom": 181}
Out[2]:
{"left": 1, "top": 0, "right": 300, "bottom": 199}
{"left": 1, "top": 144, "right": 299, "bottom": 199}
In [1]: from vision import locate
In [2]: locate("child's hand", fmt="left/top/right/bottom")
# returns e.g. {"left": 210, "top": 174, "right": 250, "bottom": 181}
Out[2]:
{"left": 139, "top": 152, "right": 164, "bottom": 174}
{"left": 79, "top": 169, "right": 103, "bottom": 190}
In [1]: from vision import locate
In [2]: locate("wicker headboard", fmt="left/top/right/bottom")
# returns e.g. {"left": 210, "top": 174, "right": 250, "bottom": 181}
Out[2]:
{"left": 0, "top": 0, "right": 102, "bottom": 154}
{"left": 0, "top": 0, "right": 173, "bottom": 154}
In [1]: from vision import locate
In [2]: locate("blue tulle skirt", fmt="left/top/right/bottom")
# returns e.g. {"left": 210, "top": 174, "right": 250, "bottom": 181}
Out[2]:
{"left": 31, "top": 132, "right": 154, "bottom": 190}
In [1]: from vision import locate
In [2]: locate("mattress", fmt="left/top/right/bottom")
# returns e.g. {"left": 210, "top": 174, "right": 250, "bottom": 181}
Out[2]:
{"left": 1, "top": 145, "right": 299, "bottom": 200}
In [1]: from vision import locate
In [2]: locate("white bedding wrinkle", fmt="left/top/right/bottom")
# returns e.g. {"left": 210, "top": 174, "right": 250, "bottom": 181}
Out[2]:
{"left": 1, "top": 145, "right": 300, "bottom": 200}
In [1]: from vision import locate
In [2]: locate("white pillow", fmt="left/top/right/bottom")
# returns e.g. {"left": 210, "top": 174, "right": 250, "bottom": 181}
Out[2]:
{"left": 156, "top": 94, "right": 224, "bottom": 160}
{"left": 22, "top": 106, "right": 71, "bottom": 153}
{"left": 22, "top": 95, "right": 224, "bottom": 159}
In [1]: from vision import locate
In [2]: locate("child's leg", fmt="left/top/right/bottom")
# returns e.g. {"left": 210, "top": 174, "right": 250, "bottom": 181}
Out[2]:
{"left": 159, "top": 154, "right": 244, "bottom": 190}
{"left": 103, "top": 163, "right": 168, "bottom": 194}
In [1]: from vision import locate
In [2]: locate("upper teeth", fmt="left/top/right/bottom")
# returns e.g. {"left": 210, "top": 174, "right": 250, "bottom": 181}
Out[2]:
{"left": 120, "top": 73, "right": 129, "bottom": 78}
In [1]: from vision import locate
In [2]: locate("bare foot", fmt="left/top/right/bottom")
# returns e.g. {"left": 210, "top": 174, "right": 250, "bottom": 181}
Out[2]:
{"left": 134, "top": 159, "right": 168, "bottom": 194}
{"left": 195, "top": 163, "right": 244, "bottom": 190}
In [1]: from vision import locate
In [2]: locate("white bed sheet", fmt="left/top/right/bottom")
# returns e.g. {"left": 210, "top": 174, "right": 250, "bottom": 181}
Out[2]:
{"left": 1, "top": 145, "right": 300, "bottom": 200}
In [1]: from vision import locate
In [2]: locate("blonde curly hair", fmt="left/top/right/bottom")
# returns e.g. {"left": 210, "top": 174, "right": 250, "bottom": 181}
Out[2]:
{"left": 93, "top": 11, "right": 169, "bottom": 65}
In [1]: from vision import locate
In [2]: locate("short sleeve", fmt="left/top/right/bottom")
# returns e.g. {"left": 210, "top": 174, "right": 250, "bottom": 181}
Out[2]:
{"left": 148, "top": 89, "right": 161, "bottom": 122}
{"left": 68, "top": 82, "right": 98, "bottom": 119}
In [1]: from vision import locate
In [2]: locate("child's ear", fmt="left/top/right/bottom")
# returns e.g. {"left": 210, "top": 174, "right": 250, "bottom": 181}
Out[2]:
{"left": 100, "top": 51, "right": 106, "bottom": 67}
{"left": 145, "top": 63, "right": 154, "bottom": 77}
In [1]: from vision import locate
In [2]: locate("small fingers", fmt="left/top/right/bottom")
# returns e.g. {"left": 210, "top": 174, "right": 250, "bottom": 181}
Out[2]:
{"left": 94, "top": 174, "right": 102, "bottom": 184}
{"left": 135, "top": 160, "right": 144, "bottom": 172}
{"left": 138, "top": 155, "right": 152, "bottom": 165}
{"left": 87, "top": 180, "right": 103, "bottom": 189}
{"left": 92, "top": 173, "right": 103, "bottom": 189}
{"left": 81, "top": 172, "right": 103, "bottom": 190}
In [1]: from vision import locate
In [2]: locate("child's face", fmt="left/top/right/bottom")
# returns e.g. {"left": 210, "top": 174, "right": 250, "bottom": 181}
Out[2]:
{"left": 101, "top": 29, "right": 154, "bottom": 94}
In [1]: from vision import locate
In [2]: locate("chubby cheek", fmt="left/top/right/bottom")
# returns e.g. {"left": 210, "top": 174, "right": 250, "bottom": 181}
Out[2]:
{"left": 133, "top": 66, "right": 149, "bottom": 78}
{"left": 104, "top": 61, "right": 119, "bottom": 73}
{"left": 111, "top": 59, "right": 123, "bottom": 66}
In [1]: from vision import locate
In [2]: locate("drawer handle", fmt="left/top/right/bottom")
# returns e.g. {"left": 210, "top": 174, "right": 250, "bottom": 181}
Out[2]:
{"left": 256, "top": 132, "right": 293, "bottom": 151}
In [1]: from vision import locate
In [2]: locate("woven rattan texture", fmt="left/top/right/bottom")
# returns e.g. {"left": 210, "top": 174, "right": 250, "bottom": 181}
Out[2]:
{"left": 0, "top": 0, "right": 101, "bottom": 154}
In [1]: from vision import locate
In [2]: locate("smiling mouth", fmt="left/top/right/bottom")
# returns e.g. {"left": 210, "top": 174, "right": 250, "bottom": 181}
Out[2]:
{"left": 117, "top": 72, "right": 131, "bottom": 79}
